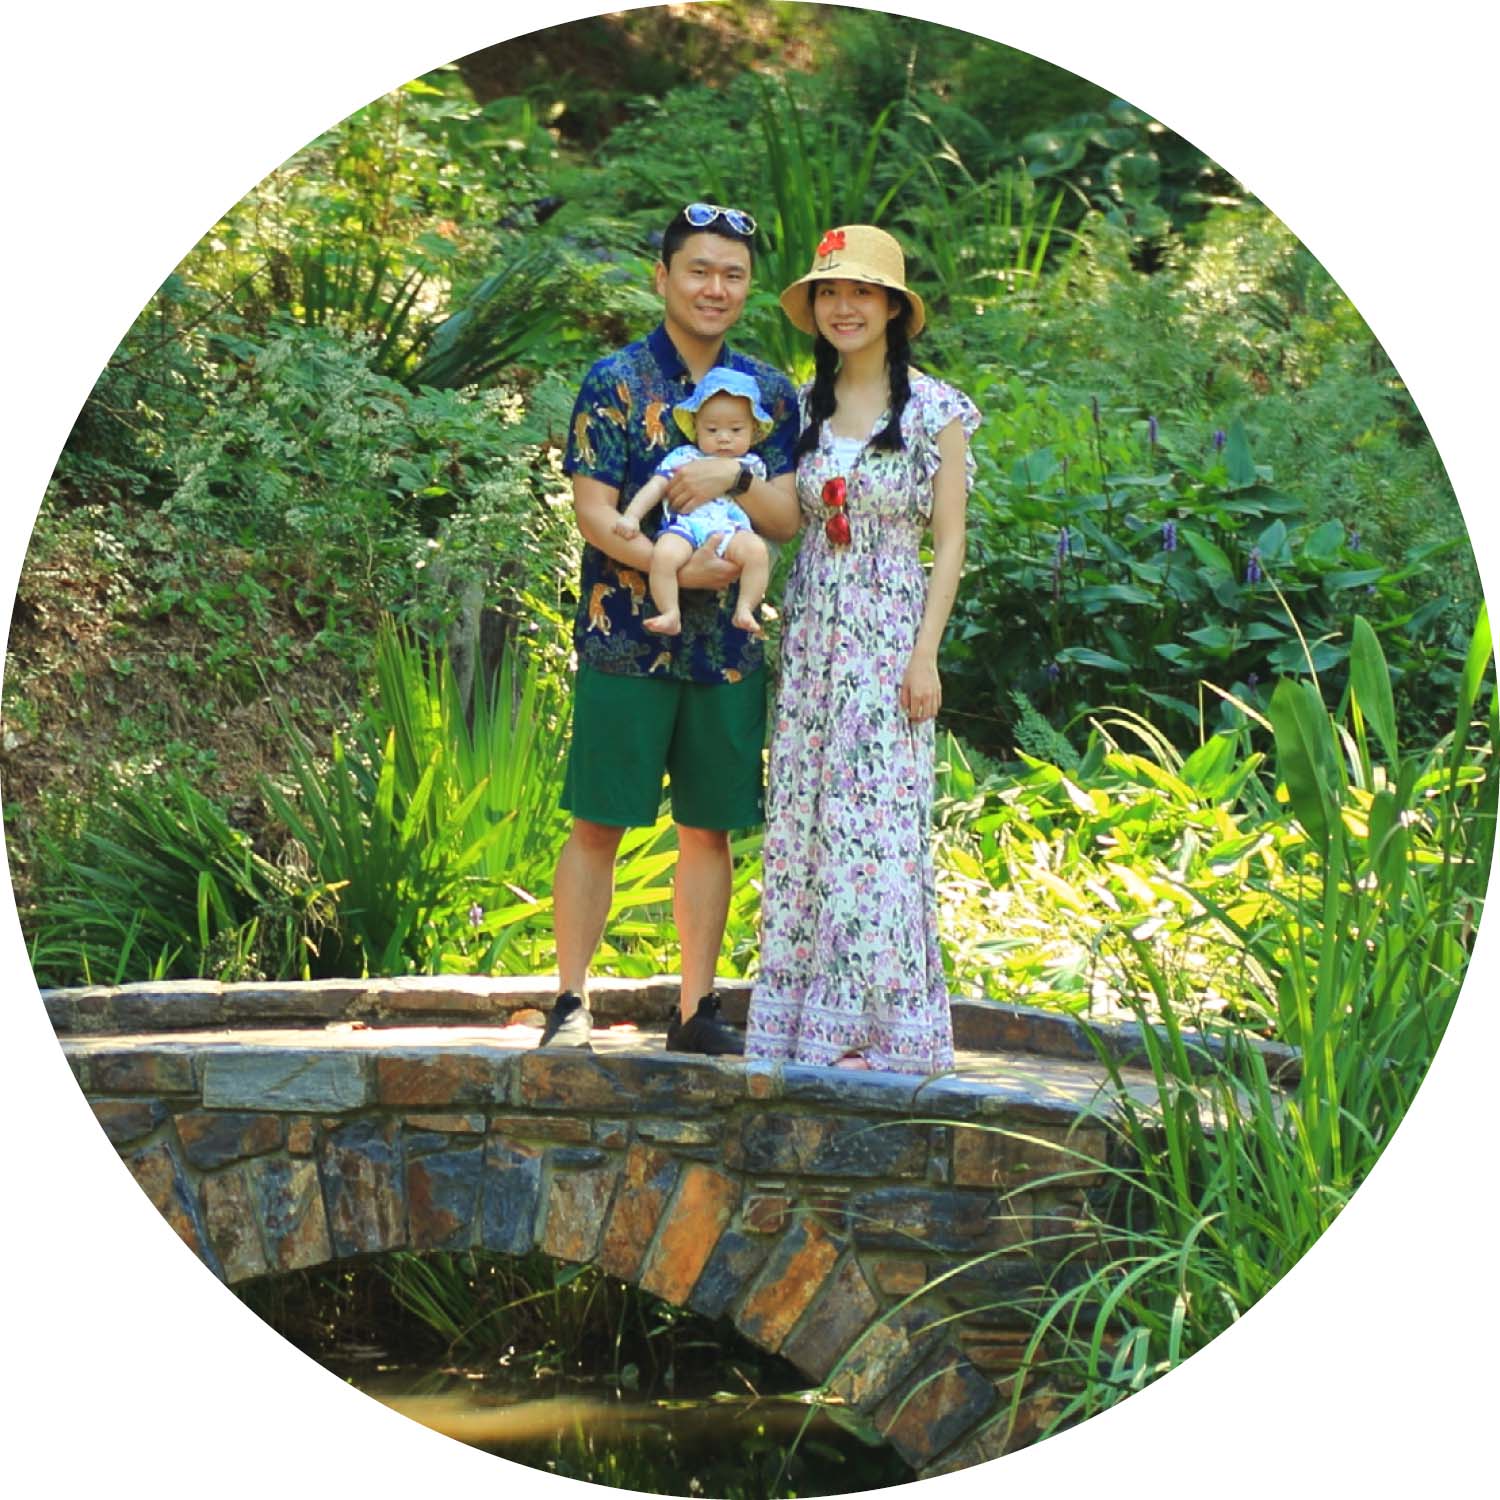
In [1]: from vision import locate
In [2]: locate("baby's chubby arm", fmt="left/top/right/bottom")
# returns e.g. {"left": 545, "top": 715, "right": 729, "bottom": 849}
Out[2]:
{"left": 612, "top": 473, "right": 670, "bottom": 539}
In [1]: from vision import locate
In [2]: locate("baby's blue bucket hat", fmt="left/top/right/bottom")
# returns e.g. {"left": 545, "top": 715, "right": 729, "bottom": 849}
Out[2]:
{"left": 673, "top": 366, "right": 773, "bottom": 443}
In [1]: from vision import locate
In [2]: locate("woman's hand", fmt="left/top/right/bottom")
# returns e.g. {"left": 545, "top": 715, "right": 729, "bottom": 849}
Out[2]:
{"left": 900, "top": 651, "right": 942, "bottom": 723}
{"left": 666, "top": 457, "right": 740, "bottom": 514}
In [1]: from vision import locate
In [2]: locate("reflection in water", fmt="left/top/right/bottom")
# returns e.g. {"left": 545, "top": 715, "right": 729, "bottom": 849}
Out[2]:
{"left": 342, "top": 1363, "right": 915, "bottom": 1498}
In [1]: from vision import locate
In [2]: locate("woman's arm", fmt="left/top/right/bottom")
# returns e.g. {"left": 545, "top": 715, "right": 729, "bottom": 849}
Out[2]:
{"left": 901, "top": 419, "right": 969, "bottom": 723}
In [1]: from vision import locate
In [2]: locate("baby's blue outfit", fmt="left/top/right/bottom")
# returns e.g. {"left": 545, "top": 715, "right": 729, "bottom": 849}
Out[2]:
{"left": 654, "top": 446, "right": 767, "bottom": 556}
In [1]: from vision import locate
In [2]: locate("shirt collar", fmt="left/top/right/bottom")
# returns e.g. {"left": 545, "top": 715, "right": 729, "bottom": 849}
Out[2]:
{"left": 647, "top": 322, "right": 735, "bottom": 386}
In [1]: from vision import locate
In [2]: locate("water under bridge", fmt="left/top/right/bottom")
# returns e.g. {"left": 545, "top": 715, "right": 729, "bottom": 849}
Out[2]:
{"left": 45, "top": 976, "right": 1291, "bottom": 1478}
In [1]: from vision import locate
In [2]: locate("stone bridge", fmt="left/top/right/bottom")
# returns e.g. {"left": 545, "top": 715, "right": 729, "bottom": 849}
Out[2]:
{"left": 45, "top": 976, "right": 1291, "bottom": 1478}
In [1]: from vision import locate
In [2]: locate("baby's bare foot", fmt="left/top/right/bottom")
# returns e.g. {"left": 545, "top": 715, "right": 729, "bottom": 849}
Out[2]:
{"left": 732, "top": 608, "right": 764, "bottom": 637}
{"left": 833, "top": 1052, "right": 871, "bottom": 1071}
{"left": 644, "top": 610, "right": 681, "bottom": 636}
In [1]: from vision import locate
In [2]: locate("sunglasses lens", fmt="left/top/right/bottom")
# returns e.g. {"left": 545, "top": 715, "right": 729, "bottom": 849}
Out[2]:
{"left": 683, "top": 203, "right": 756, "bottom": 236}
{"left": 825, "top": 512, "right": 851, "bottom": 547}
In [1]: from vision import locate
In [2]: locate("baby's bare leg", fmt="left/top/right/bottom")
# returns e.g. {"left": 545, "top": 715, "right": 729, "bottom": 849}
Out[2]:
{"left": 644, "top": 532, "right": 696, "bottom": 635}
{"left": 725, "top": 531, "right": 770, "bottom": 637}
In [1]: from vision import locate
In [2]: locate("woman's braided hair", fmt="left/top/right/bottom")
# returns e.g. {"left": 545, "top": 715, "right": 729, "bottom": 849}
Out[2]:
{"left": 793, "top": 288, "right": 915, "bottom": 461}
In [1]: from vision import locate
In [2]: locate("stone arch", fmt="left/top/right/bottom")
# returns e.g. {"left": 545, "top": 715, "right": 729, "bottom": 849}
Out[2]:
{"left": 62, "top": 995, "right": 1137, "bottom": 1475}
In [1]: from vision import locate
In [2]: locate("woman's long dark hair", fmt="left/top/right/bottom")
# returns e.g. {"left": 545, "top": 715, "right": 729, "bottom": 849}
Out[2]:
{"left": 793, "top": 288, "right": 914, "bottom": 461}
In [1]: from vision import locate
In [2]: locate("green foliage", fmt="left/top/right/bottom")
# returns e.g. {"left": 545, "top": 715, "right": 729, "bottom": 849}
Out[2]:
{"left": 25, "top": 769, "right": 330, "bottom": 986}
{"left": 945, "top": 380, "right": 1471, "bottom": 756}
{"left": 927, "top": 608, "right": 1495, "bottom": 1433}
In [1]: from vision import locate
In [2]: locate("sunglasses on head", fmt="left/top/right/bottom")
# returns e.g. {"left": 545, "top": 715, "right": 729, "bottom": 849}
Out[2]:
{"left": 684, "top": 202, "right": 758, "bottom": 237}
{"left": 822, "top": 477, "right": 850, "bottom": 547}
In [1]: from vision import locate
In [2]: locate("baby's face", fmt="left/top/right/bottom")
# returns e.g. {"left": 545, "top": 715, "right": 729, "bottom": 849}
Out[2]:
{"left": 694, "top": 393, "right": 757, "bottom": 458}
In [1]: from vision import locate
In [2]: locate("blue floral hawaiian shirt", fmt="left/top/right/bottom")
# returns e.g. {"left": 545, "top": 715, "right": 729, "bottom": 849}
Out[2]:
{"left": 562, "top": 324, "right": 799, "bottom": 684}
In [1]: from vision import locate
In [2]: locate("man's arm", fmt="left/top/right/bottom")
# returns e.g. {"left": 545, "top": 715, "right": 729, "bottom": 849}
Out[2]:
{"left": 574, "top": 474, "right": 740, "bottom": 588}
{"left": 575, "top": 474, "right": 654, "bottom": 570}
{"left": 663, "top": 462, "right": 800, "bottom": 541}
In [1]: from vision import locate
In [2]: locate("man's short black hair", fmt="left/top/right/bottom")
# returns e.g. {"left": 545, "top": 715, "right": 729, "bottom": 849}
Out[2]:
{"left": 660, "top": 206, "right": 756, "bottom": 269}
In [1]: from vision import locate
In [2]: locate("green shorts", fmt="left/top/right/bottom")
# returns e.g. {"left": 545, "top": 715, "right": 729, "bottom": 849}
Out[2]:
{"left": 561, "top": 665, "right": 767, "bottom": 830}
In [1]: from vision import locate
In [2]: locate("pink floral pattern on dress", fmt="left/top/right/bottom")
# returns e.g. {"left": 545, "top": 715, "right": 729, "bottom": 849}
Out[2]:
{"left": 747, "top": 369, "right": 981, "bottom": 1075}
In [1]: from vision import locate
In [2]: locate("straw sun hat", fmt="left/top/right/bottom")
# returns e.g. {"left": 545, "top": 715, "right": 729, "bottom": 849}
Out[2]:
{"left": 778, "top": 224, "right": 926, "bottom": 337}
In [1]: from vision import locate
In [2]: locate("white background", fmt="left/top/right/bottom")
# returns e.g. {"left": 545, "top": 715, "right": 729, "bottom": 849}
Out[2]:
{"left": 2, "top": 2, "right": 1494, "bottom": 1496}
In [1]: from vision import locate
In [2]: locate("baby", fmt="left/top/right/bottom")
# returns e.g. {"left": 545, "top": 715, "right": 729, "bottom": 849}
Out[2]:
{"left": 613, "top": 367, "right": 772, "bottom": 637}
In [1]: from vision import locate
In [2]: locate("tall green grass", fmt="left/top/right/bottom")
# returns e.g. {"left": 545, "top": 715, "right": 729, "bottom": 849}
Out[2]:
{"left": 922, "top": 605, "right": 1495, "bottom": 1440}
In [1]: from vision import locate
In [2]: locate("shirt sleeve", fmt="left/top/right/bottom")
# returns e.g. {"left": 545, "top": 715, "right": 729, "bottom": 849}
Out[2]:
{"left": 756, "top": 368, "right": 803, "bottom": 479}
{"left": 562, "top": 359, "right": 629, "bottom": 487}
{"left": 743, "top": 453, "right": 769, "bottom": 480}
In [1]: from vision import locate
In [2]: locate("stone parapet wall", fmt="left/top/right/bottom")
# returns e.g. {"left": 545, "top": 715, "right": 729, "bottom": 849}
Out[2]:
{"left": 42, "top": 976, "right": 1300, "bottom": 1081}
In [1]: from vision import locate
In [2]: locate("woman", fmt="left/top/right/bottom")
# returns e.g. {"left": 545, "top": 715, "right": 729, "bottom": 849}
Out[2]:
{"left": 746, "top": 225, "right": 979, "bottom": 1074}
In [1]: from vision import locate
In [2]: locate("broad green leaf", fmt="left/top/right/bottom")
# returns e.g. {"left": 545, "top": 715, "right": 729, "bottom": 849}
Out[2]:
{"left": 1153, "top": 643, "right": 1197, "bottom": 666}
{"left": 1303, "top": 520, "right": 1345, "bottom": 559}
{"left": 1056, "top": 646, "right": 1134, "bottom": 673}
{"left": 1269, "top": 677, "right": 1340, "bottom": 848}
{"left": 1185, "top": 624, "right": 1235, "bottom": 655}
{"left": 1224, "top": 417, "right": 1258, "bottom": 489}
{"left": 1256, "top": 519, "right": 1289, "bottom": 562}
{"left": 1349, "top": 616, "right": 1399, "bottom": 766}
{"left": 1322, "top": 567, "right": 1386, "bottom": 591}
{"left": 1178, "top": 528, "right": 1233, "bottom": 576}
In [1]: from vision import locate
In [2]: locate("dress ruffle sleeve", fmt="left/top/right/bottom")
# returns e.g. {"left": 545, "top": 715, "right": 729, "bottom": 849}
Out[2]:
{"left": 913, "top": 373, "right": 981, "bottom": 493}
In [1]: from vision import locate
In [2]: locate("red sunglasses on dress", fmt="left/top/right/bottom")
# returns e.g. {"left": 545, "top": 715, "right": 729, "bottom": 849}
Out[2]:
{"left": 822, "top": 477, "right": 850, "bottom": 546}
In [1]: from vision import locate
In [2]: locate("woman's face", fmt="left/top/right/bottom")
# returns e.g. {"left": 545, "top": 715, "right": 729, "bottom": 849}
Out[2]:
{"left": 812, "top": 278, "right": 899, "bottom": 356}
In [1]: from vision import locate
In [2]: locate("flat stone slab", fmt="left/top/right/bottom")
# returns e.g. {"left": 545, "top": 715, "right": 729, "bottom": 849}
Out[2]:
{"left": 60, "top": 1019, "right": 1171, "bottom": 1126}
{"left": 41, "top": 976, "right": 1300, "bottom": 1084}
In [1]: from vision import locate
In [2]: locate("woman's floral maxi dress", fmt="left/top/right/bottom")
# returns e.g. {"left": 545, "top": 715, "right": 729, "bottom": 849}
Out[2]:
{"left": 747, "top": 369, "right": 980, "bottom": 1074}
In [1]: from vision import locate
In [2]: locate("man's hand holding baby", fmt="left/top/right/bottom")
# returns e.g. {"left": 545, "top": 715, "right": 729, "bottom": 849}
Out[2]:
{"left": 665, "top": 457, "right": 742, "bottom": 513}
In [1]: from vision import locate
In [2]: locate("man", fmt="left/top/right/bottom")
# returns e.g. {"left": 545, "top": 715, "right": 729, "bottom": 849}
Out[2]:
{"left": 540, "top": 203, "right": 801, "bottom": 1053}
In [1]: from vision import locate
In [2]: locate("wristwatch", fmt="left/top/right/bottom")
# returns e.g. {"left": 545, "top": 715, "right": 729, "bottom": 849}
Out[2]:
{"left": 728, "top": 461, "right": 754, "bottom": 496}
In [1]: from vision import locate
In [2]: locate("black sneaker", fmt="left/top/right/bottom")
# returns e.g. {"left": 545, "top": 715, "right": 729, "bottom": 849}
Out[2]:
{"left": 665, "top": 992, "right": 745, "bottom": 1056}
{"left": 538, "top": 991, "right": 593, "bottom": 1049}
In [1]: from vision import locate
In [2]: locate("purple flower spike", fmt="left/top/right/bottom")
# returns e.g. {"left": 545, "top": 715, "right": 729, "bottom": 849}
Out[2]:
{"left": 1348, "top": 527, "right": 1361, "bottom": 550}
{"left": 1213, "top": 429, "right": 1227, "bottom": 452}
{"left": 468, "top": 903, "right": 484, "bottom": 929}
{"left": 1046, "top": 661, "right": 1061, "bottom": 682}
{"left": 1056, "top": 526, "right": 1071, "bottom": 560}
{"left": 1245, "top": 547, "right": 1263, "bottom": 585}
{"left": 1148, "top": 414, "right": 1159, "bottom": 447}
{"left": 1161, "top": 519, "right": 1178, "bottom": 552}
{"left": 1247, "top": 672, "right": 1260, "bottom": 689}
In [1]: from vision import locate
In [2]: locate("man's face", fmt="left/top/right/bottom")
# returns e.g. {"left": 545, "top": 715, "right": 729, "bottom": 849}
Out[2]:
{"left": 655, "top": 232, "right": 752, "bottom": 343}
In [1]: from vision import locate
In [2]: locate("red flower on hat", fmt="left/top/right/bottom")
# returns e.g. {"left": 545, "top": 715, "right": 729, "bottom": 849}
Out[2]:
{"left": 816, "top": 229, "right": 846, "bottom": 259}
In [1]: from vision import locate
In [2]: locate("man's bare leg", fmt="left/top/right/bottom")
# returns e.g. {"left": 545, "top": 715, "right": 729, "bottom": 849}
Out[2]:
{"left": 674, "top": 823, "right": 732, "bottom": 1023}
{"left": 644, "top": 533, "right": 696, "bottom": 636}
{"left": 553, "top": 817, "right": 626, "bottom": 999}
